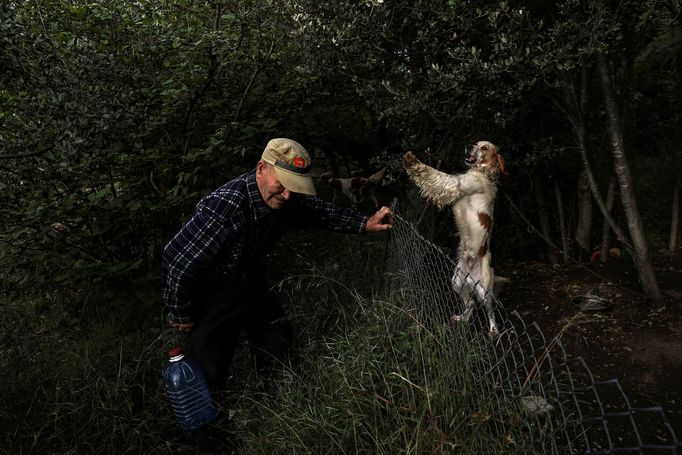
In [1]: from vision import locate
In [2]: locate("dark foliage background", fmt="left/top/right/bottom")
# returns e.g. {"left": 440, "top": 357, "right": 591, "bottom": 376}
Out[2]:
{"left": 2, "top": 0, "right": 680, "bottom": 292}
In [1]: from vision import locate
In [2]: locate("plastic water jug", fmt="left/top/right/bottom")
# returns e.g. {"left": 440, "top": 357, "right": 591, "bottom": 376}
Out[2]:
{"left": 163, "top": 348, "right": 217, "bottom": 432}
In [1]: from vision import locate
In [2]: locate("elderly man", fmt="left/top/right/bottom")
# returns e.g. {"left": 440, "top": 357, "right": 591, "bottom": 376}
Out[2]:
{"left": 162, "top": 138, "right": 392, "bottom": 395}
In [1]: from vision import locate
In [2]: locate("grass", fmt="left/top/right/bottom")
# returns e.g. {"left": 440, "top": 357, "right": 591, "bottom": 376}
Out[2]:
{"left": 1, "top": 232, "right": 540, "bottom": 454}
{"left": 0, "top": 288, "right": 177, "bottom": 454}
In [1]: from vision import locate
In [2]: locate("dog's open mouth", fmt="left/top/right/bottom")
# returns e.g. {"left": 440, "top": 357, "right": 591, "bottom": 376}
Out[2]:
{"left": 465, "top": 154, "right": 477, "bottom": 166}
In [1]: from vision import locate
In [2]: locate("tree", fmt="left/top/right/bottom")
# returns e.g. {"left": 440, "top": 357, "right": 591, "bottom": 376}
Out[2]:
{"left": 597, "top": 52, "right": 661, "bottom": 300}
{"left": 529, "top": 0, "right": 674, "bottom": 300}
{"left": 671, "top": 172, "right": 680, "bottom": 254}
{"left": 0, "top": 0, "right": 312, "bottom": 289}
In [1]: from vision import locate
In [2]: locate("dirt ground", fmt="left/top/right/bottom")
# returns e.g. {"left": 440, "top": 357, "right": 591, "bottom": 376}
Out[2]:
{"left": 496, "top": 251, "right": 682, "bottom": 438}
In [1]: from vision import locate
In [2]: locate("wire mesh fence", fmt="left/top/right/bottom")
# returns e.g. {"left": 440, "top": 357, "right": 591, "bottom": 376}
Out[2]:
{"left": 382, "top": 207, "right": 680, "bottom": 454}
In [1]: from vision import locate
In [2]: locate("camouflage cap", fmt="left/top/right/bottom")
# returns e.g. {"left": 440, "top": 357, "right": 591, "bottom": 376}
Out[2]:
{"left": 261, "top": 138, "right": 316, "bottom": 196}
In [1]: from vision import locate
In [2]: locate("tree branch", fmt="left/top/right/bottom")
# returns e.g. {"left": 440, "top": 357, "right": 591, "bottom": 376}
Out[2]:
{"left": 561, "top": 65, "right": 634, "bottom": 250}
{"left": 234, "top": 31, "right": 276, "bottom": 122}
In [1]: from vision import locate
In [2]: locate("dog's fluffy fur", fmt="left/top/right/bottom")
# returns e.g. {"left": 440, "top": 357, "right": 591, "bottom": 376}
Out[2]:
{"left": 403, "top": 141, "right": 506, "bottom": 335}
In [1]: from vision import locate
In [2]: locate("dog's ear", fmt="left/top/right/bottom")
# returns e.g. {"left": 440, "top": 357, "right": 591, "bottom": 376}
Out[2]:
{"left": 403, "top": 151, "right": 419, "bottom": 169}
{"left": 495, "top": 152, "right": 507, "bottom": 175}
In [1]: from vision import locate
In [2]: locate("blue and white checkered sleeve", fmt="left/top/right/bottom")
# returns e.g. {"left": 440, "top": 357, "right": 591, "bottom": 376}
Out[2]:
{"left": 299, "top": 195, "right": 369, "bottom": 234}
{"left": 162, "top": 197, "right": 241, "bottom": 324}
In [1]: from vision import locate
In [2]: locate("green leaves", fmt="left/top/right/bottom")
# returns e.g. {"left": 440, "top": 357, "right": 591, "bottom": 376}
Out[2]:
{"left": 1, "top": 0, "right": 289, "bottom": 286}
{"left": 1, "top": 0, "right": 678, "bottom": 291}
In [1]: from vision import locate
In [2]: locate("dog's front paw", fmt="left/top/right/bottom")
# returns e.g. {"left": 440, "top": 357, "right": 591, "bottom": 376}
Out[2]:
{"left": 403, "top": 151, "right": 419, "bottom": 170}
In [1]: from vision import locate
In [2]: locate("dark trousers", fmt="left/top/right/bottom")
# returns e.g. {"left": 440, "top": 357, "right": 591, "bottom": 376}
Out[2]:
{"left": 190, "top": 277, "right": 293, "bottom": 391}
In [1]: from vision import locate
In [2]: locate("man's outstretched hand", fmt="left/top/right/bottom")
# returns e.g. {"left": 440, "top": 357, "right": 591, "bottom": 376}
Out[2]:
{"left": 365, "top": 206, "right": 393, "bottom": 233}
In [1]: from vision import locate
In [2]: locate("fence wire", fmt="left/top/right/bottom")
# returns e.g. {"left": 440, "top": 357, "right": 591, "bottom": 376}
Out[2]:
{"left": 382, "top": 208, "right": 680, "bottom": 454}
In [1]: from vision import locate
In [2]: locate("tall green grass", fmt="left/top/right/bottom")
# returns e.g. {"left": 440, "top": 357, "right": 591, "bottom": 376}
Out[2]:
{"left": 233, "top": 278, "right": 530, "bottom": 454}
{"left": 1, "top": 233, "right": 535, "bottom": 454}
{"left": 232, "top": 233, "right": 533, "bottom": 454}
{"left": 0, "top": 286, "right": 185, "bottom": 454}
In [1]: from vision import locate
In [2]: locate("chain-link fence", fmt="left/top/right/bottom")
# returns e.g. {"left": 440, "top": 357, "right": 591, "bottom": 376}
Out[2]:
{"left": 382, "top": 208, "right": 680, "bottom": 454}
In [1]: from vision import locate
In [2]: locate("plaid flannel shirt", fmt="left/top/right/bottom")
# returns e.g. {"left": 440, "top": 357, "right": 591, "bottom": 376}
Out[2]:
{"left": 162, "top": 169, "right": 369, "bottom": 324}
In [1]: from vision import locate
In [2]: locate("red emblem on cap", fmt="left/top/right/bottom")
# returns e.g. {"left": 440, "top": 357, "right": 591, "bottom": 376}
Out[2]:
{"left": 293, "top": 156, "right": 307, "bottom": 168}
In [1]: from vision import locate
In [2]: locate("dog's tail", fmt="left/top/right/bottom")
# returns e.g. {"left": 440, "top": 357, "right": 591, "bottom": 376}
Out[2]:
{"left": 493, "top": 275, "right": 511, "bottom": 295}
{"left": 368, "top": 167, "right": 387, "bottom": 185}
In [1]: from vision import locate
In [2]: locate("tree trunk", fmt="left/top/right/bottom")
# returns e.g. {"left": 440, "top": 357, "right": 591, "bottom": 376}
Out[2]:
{"left": 670, "top": 171, "right": 680, "bottom": 254}
{"left": 600, "top": 176, "right": 617, "bottom": 262}
{"left": 533, "top": 177, "right": 557, "bottom": 264}
{"left": 560, "top": 67, "right": 633, "bottom": 251}
{"left": 575, "top": 170, "right": 593, "bottom": 260}
{"left": 596, "top": 54, "right": 662, "bottom": 301}
{"left": 554, "top": 179, "right": 569, "bottom": 264}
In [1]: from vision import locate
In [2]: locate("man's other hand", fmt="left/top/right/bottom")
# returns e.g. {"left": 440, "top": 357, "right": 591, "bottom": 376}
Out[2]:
{"left": 365, "top": 206, "right": 393, "bottom": 233}
{"left": 170, "top": 320, "right": 194, "bottom": 332}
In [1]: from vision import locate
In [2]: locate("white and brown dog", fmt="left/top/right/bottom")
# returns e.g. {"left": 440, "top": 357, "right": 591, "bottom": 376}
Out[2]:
{"left": 327, "top": 167, "right": 386, "bottom": 208}
{"left": 403, "top": 141, "right": 506, "bottom": 336}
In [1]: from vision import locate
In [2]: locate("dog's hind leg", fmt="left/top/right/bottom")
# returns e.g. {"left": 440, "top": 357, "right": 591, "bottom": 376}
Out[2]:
{"left": 450, "top": 268, "right": 476, "bottom": 324}
{"left": 476, "top": 262, "right": 499, "bottom": 337}
{"left": 478, "top": 286, "right": 499, "bottom": 337}
{"left": 450, "top": 256, "right": 499, "bottom": 336}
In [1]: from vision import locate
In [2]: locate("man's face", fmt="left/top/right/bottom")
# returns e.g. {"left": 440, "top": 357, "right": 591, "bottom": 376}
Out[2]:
{"left": 256, "top": 161, "right": 292, "bottom": 209}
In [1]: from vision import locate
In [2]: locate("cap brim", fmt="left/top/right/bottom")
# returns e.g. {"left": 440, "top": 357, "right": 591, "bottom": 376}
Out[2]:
{"left": 273, "top": 167, "right": 316, "bottom": 196}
